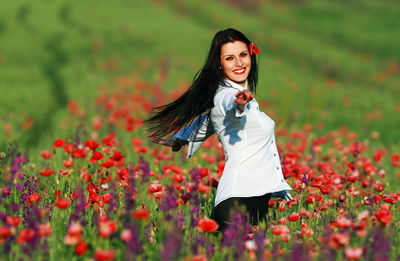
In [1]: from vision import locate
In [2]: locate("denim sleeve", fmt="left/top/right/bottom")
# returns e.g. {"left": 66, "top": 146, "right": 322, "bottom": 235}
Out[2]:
{"left": 172, "top": 113, "right": 215, "bottom": 159}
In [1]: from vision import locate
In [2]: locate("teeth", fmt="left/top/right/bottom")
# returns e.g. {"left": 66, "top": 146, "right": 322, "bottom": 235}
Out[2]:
{"left": 234, "top": 68, "right": 245, "bottom": 73}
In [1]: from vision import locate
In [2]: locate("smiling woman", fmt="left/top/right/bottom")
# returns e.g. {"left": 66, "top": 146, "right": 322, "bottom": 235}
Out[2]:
{"left": 220, "top": 41, "right": 251, "bottom": 87}
{"left": 145, "top": 28, "right": 291, "bottom": 231}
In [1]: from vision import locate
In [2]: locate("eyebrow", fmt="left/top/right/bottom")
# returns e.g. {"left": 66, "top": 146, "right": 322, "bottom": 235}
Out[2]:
{"left": 222, "top": 50, "right": 248, "bottom": 57}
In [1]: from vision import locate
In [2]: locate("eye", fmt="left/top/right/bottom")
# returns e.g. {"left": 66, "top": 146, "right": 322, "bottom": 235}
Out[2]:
{"left": 225, "top": 57, "right": 233, "bottom": 60}
{"left": 240, "top": 52, "right": 248, "bottom": 57}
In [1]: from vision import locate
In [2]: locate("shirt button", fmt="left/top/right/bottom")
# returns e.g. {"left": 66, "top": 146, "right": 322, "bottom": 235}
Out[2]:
{"left": 273, "top": 153, "right": 277, "bottom": 156}
{"left": 271, "top": 140, "right": 274, "bottom": 144}
{"left": 281, "top": 179, "right": 284, "bottom": 183}
{"left": 276, "top": 167, "right": 280, "bottom": 170}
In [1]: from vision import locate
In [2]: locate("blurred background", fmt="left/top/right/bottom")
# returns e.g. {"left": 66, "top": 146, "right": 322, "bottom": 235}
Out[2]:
{"left": 0, "top": 0, "right": 399, "bottom": 153}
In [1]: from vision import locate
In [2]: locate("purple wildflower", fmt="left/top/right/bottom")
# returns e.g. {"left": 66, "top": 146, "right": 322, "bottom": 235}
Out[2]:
{"left": 206, "top": 243, "right": 215, "bottom": 259}
{"left": 191, "top": 234, "right": 205, "bottom": 254}
{"left": 221, "top": 206, "right": 249, "bottom": 259}
{"left": 365, "top": 227, "right": 390, "bottom": 261}
{"left": 138, "top": 157, "right": 150, "bottom": 182}
{"left": 254, "top": 230, "right": 266, "bottom": 260}
{"left": 125, "top": 224, "right": 143, "bottom": 258}
{"left": 288, "top": 243, "right": 310, "bottom": 261}
{"left": 159, "top": 186, "right": 177, "bottom": 212}
{"left": 190, "top": 167, "right": 201, "bottom": 189}
{"left": 68, "top": 189, "right": 87, "bottom": 227}
{"left": 0, "top": 211, "right": 6, "bottom": 222}
{"left": 161, "top": 224, "right": 182, "bottom": 261}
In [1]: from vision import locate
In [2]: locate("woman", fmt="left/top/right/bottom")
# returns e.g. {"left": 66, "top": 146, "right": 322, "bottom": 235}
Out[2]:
{"left": 145, "top": 28, "right": 291, "bottom": 230}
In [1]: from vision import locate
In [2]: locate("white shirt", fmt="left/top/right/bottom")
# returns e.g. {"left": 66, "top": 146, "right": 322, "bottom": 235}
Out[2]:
{"left": 174, "top": 79, "right": 292, "bottom": 206}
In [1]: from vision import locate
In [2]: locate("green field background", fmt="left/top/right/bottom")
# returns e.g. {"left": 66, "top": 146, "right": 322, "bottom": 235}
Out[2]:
{"left": 0, "top": 0, "right": 399, "bottom": 153}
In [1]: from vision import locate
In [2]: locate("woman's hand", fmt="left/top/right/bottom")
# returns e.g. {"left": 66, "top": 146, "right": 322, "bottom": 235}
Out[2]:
{"left": 234, "top": 90, "right": 254, "bottom": 105}
{"left": 234, "top": 89, "right": 254, "bottom": 112}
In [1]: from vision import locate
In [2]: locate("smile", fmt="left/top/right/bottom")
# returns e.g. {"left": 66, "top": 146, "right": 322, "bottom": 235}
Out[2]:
{"left": 233, "top": 67, "right": 246, "bottom": 75}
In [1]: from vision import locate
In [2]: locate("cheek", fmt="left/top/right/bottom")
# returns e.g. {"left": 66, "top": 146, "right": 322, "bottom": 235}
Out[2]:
{"left": 221, "top": 61, "right": 232, "bottom": 75}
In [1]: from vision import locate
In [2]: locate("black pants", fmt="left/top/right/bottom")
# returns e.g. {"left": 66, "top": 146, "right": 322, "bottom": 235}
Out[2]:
{"left": 213, "top": 193, "right": 271, "bottom": 231}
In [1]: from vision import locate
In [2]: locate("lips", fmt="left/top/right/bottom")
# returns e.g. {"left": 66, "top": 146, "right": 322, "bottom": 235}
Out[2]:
{"left": 233, "top": 67, "right": 246, "bottom": 75}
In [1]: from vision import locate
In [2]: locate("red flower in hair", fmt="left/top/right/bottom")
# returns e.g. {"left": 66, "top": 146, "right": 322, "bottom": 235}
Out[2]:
{"left": 249, "top": 43, "right": 260, "bottom": 55}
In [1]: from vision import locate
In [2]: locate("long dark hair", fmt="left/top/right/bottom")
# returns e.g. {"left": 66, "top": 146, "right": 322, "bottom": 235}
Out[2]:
{"left": 144, "top": 28, "right": 259, "bottom": 139}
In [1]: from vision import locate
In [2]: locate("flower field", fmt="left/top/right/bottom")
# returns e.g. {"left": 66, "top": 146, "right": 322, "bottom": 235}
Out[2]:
{"left": 0, "top": 0, "right": 399, "bottom": 260}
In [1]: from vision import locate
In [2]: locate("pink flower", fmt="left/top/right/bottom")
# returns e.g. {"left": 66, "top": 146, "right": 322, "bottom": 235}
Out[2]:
{"left": 345, "top": 247, "right": 363, "bottom": 260}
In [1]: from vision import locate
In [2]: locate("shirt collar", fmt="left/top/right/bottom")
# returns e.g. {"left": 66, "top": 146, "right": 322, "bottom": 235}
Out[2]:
{"left": 222, "top": 79, "right": 247, "bottom": 91}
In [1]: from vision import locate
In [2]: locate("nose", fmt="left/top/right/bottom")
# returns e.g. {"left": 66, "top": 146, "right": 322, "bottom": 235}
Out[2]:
{"left": 235, "top": 57, "right": 243, "bottom": 67}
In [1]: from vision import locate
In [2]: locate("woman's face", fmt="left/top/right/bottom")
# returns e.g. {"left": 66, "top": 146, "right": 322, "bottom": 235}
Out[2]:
{"left": 220, "top": 41, "right": 251, "bottom": 87}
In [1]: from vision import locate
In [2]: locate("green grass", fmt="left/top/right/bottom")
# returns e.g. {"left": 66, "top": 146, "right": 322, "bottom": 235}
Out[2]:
{"left": 0, "top": 0, "right": 399, "bottom": 151}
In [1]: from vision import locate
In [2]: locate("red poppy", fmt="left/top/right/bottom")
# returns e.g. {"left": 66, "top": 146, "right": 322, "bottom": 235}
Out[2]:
{"left": 100, "top": 159, "right": 114, "bottom": 168}
{"left": 17, "top": 228, "right": 35, "bottom": 244}
{"left": 0, "top": 226, "right": 12, "bottom": 239}
{"left": 301, "top": 227, "right": 314, "bottom": 236}
{"left": 373, "top": 181, "right": 384, "bottom": 192}
{"left": 373, "top": 149, "right": 385, "bottom": 162}
{"left": 63, "top": 160, "right": 74, "bottom": 168}
{"left": 288, "top": 212, "right": 300, "bottom": 222}
{"left": 198, "top": 183, "right": 210, "bottom": 194}
{"left": 198, "top": 218, "right": 219, "bottom": 232}
{"left": 28, "top": 192, "right": 41, "bottom": 204}
{"left": 68, "top": 223, "right": 83, "bottom": 236}
{"left": 136, "top": 146, "right": 147, "bottom": 154}
{"left": 94, "top": 249, "right": 115, "bottom": 261}
{"left": 147, "top": 183, "right": 163, "bottom": 194}
{"left": 271, "top": 225, "right": 290, "bottom": 235}
{"left": 217, "top": 161, "right": 225, "bottom": 171}
{"left": 199, "top": 168, "right": 209, "bottom": 178}
{"left": 85, "top": 139, "right": 100, "bottom": 150}
{"left": 383, "top": 194, "right": 397, "bottom": 204}
{"left": 173, "top": 173, "right": 184, "bottom": 183}
{"left": 63, "top": 144, "right": 75, "bottom": 154}
{"left": 6, "top": 216, "right": 21, "bottom": 227}
{"left": 55, "top": 198, "right": 71, "bottom": 209}
{"left": 72, "top": 148, "right": 87, "bottom": 158}
{"left": 153, "top": 191, "right": 164, "bottom": 200}
{"left": 99, "top": 220, "right": 118, "bottom": 238}
{"left": 39, "top": 168, "right": 55, "bottom": 177}
{"left": 116, "top": 168, "right": 129, "bottom": 181}
{"left": 40, "top": 150, "right": 53, "bottom": 159}
{"left": 111, "top": 151, "right": 124, "bottom": 161}
{"left": 37, "top": 223, "right": 52, "bottom": 237}
{"left": 52, "top": 138, "right": 66, "bottom": 148}
{"left": 85, "top": 183, "right": 103, "bottom": 209}
{"left": 101, "top": 193, "right": 113, "bottom": 204}
{"left": 329, "top": 232, "right": 350, "bottom": 249}
{"left": 373, "top": 209, "right": 391, "bottom": 226}
{"left": 391, "top": 153, "right": 400, "bottom": 167}
{"left": 131, "top": 137, "right": 142, "bottom": 147}
{"left": 133, "top": 208, "right": 150, "bottom": 221}
{"left": 90, "top": 151, "right": 104, "bottom": 163}
{"left": 278, "top": 217, "right": 288, "bottom": 224}
{"left": 334, "top": 216, "right": 352, "bottom": 228}
{"left": 75, "top": 241, "right": 88, "bottom": 255}
{"left": 102, "top": 132, "right": 117, "bottom": 147}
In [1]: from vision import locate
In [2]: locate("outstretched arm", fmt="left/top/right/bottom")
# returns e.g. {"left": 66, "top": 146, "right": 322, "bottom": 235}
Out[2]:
{"left": 233, "top": 89, "right": 254, "bottom": 113}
